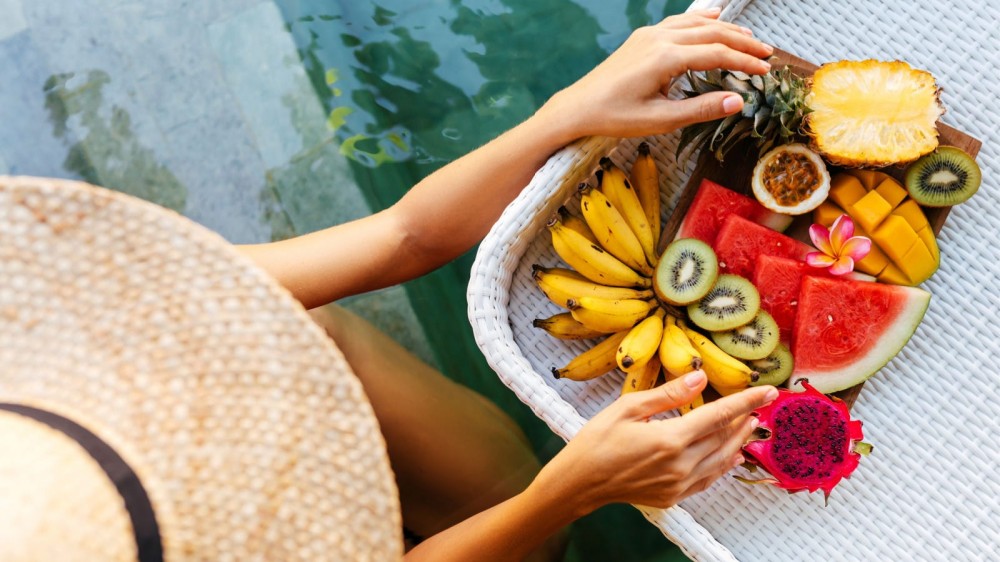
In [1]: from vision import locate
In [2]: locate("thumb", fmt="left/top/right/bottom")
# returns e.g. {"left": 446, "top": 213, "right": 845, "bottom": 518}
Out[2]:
{"left": 621, "top": 370, "right": 707, "bottom": 420}
{"left": 661, "top": 92, "right": 744, "bottom": 130}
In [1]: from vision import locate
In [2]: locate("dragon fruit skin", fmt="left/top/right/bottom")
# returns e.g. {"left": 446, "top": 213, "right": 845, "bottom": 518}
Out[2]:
{"left": 739, "top": 380, "right": 871, "bottom": 501}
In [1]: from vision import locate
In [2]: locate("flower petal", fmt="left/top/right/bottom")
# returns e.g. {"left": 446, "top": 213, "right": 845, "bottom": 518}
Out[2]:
{"left": 830, "top": 215, "right": 855, "bottom": 254}
{"left": 829, "top": 256, "right": 856, "bottom": 276}
{"left": 806, "top": 252, "right": 837, "bottom": 268}
{"left": 808, "top": 224, "right": 834, "bottom": 256}
{"left": 841, "top": 236, "right": 872, "bottom": 262}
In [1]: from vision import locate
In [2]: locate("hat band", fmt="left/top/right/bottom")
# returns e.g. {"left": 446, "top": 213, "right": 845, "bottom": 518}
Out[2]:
{"left": 0, "top": 403, "right": 163, "bottom": 562}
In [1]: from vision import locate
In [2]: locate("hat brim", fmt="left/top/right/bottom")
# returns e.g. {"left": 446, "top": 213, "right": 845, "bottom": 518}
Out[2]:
{"left": 0, "top": 176, "right": 402, "bottom": 560}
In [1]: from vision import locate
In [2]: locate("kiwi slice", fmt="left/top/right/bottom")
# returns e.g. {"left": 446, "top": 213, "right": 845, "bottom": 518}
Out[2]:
{"left": 654, "top": 238, "right": 719, "bottom": 305}
{"left": 686, "top": 274, "right": 759, "bottom": 331}
{"left": 711, "top": 310, "right": 779, "bottom": 360}
{"left": 748, "top": 343, "right": 794, "bottom": 387}
{"left": 905, "top": 146, "right": 981, "bottom": 207}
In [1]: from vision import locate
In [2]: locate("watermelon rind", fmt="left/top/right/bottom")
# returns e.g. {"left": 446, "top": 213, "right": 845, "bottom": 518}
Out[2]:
{"left": 789, "top": 283, "right": 931, "bottom": 394}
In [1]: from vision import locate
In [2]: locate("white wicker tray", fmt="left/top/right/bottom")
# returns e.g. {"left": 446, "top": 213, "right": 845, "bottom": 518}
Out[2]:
{"left": 468, "top": 1, "right": 999, "bottom": 560}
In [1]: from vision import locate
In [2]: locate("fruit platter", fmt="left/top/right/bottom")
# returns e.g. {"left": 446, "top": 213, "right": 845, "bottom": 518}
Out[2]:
{"left": 525, "top": 48, "right": 982, "bottom": 499}
{"left": 465, "top": 0, "right": 997, "bottom": 555}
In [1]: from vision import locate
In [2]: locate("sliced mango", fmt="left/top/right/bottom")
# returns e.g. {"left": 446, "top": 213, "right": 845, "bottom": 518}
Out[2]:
{"left": 824, "top": 171, "right": 940, "bottom": 286}
{"left": 850, "top": 191, "right": 894, "bottom": 233}
{"left": 916, "top": 226, "right": 939, "bottom": 261}
{"left": 829, "top": 175, "right": 868, "bottom": 209}
{"left": 898, "top": 241, "right": 937, "bottom": 285}
{"left": 814, "top": 201, "right": 846, "bottom": 228}
{"left": 844, "top": 169, "right": 889, "bottom": 191}
{"left": 854, "top": 233, "right": 891, "bottom": 276}
{"left": 874, "top": 178, "right": 908, "bottom": 209}
{"left": 893, "top": 199, "right": 930, "bottom": 232}
{"left": 871, "top": 215, "right": 919, "bottom": 263}
{"left": 877, "top": 263, "right": 912, "bottom": 285}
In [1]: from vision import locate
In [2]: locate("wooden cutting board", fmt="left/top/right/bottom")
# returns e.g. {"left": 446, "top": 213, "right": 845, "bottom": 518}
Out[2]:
{"left": 659, "top": 48, "right": 983, "bottom": 407}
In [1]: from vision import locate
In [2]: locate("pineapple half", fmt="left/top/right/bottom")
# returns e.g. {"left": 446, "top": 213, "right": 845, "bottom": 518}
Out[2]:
{"left": 679, "top": 59, "right": 945, "bottom": 168}
{"left": 806, "top": 60, "right": 944, "bottom": 167}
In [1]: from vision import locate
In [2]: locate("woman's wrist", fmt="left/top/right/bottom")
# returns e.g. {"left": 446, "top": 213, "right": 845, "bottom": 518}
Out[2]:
{"left": 530, "top": 88, "right": 590, "bottom": 148}
{"left": 524, "top": 456, "right": 602, "bottom": 524}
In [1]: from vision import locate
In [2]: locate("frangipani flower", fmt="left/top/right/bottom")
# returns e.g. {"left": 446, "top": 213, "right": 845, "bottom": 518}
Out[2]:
{"left": 806, "top": 214, "right": 872, "bottom": 276}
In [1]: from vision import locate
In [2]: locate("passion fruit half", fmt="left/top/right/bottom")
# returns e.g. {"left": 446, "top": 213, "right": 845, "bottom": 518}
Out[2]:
{"left": 752, "top": 143, "right": 831, "bottom": 215}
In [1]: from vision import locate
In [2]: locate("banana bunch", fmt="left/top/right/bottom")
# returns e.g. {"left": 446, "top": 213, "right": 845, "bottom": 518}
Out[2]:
{"left": 533, "top": 143, "right": 761, "bottom": 413}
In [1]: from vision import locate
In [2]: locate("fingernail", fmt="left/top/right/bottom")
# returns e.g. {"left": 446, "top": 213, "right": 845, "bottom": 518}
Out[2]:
{"left": 707, "top": 6, "right": 722, "bottom": 12}
{"left": 764, "top": 388, "right": 779, "bottom": 403}
{"left": 763, "top": 43, "right": 774, "bottom": 54}
{"left": 741, "top": 26, "right": 753, "bottom": 36}
{"left": 760, "top": 60, "right": 772, "bottom": 72}
{"left": 749, "top": 417, "right": 760, "bottom": 430}
{"left": 684, "top": 371, "right": 706, "bottom": 388}
{"left": 732, "top": 454, "right": 745, "bottom": 468}
{"left": 722, "top": 95, "right": 742, "bottom": 114}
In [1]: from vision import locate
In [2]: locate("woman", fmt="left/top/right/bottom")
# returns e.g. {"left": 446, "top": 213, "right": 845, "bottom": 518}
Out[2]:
{"left": 239, "top": 9, "right": 779, "bottom": 561}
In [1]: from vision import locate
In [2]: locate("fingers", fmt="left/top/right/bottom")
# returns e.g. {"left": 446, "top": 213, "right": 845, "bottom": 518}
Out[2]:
{"left": 618, "top": 370, "right": 708, "bottom": 420}
{"left": 687, "top": 414, "right": 758, "bottom": 473}
{"left": 658, "top": 10, "right": 746, "bottom": 35}
{"left": 674, "top": 385, "right": 777, "bottom": 441}
{"left": 670, "top": 26, "right": 773, "bottom": 59}
{"left": 676, "top": 43, "right": 772, "bottom": 75}
{"left": 656, "top": 91, "right": 744, "bottom": 130}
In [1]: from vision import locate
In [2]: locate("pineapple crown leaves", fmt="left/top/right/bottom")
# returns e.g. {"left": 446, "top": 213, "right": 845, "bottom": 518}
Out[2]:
{"left": 676, "top": 65, "right": 811, "bottom": 163}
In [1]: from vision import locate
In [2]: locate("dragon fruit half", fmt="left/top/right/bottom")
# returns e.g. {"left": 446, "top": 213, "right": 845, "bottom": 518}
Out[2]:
{"left": 737, "top": 380, "right": 872, "bottom": 502}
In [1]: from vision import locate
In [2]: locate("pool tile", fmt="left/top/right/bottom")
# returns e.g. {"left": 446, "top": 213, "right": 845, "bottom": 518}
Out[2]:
{"left": 0, "top": 0, "right": 28, "bottom": 41}
{"left": 208, "top": 2, "right": 332, "bottom": 169}
{"left": 0, "top": 30, "right": 74, "bottom": 178}
{"left": 266, "top": 139, "right": 370, "bottom": 235}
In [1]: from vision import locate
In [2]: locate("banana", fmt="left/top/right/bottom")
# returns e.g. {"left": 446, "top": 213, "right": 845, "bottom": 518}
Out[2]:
{"left": 677, "top": 392, "right": 704, "bottom": 415}
{"left": 621, "top": 356, "right": 662, "bottom": 395}
{"left": 617, "top": 308, "right": 666, "bottom": 372}
{"left": 552, "top": 330, "right": 630, "bottom": 381}
{"left": 657, "top": 316, "right": 704, "bottom": 414}
{"left": 533, "top": 312, "right": 610, "bottom": 340}
{"left": 532, "top": 265, "right": 654, "bottom": 309}
{"left": 629, "top": 142, "right": 662, "bottom": 250}
{"left": 579, "top": 184, "right": 653, "bottom": 276}
{"left": 557, "top": 206, "right": 599, "bottom": 245}
{"left": 600, "top": 158, "right": 657, "bottom": 267}
{"left": 568, "top": 296, "right": 657, "bottom": 334}
{"left": 682, "top": 327, "right": 760, "bottom": 394}
{"left": 660, "top": 320, "right": 704, "bottom": 378}
{"left": 548, "top": 217, "right": 650, "bottom": 288}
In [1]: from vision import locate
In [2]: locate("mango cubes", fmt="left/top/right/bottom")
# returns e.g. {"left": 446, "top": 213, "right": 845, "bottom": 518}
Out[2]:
{"left": 814, "top": 170, "right": 939, "bottom": 285}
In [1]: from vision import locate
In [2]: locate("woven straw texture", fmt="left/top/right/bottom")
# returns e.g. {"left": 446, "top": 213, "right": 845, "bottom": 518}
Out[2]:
{"left": 467, "top": 1, "right": 998, "bottom": 560}
{"left": 0, "top": 177, "right": 403, "bottom": 561}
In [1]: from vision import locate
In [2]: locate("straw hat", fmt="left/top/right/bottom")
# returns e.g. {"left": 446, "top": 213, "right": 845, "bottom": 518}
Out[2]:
{"left": 0, "top": 176, "right": 403, "bottom": 561}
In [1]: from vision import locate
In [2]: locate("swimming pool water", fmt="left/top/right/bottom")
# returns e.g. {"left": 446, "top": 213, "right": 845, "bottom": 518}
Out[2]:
{"left": 0, "top": 0, "right": 693, "bottom": 559}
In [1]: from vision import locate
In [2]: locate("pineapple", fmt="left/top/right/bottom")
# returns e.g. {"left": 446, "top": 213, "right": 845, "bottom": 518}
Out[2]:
{"left": 678, "top": 60, "right": 944, "bottom": 168}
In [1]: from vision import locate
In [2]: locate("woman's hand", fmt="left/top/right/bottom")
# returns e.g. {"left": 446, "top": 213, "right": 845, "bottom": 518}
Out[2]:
{"left": 531, "top": 372, "right": 778, "bottom": 514}
{"left": 538, "top": 8, "right": 773, "bottom": 140}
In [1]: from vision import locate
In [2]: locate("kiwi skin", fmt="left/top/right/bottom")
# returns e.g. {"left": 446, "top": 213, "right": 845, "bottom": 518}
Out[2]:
{"left": 905, "top": 146, "right": 981, "bottom": 207}
{"left": 654, "top": 238, "right": 719, "bottom": 305}
{"left": 711, "top": 310, "right": 779, "bottom": 360}
{"left": 687, "top": 274, "right": 760, "bottom": 332}
{"left": 748, "top": 343, "right": 794, "bottom": 387}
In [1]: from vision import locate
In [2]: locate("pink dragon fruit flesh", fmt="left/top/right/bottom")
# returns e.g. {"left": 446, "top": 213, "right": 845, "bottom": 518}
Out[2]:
{"left": 737, "top": 380, "right": 873, "bottom": 503}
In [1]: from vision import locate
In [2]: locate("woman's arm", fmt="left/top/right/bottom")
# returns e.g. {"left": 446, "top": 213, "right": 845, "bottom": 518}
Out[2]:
{"left": 404, "top": 373, "right": 779, "bottom": 562}
{"left": 239, "top": 9, "right": 773, "bottom": 308}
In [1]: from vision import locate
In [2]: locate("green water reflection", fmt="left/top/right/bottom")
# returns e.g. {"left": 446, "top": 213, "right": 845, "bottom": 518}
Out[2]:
{"left": 277, "top": 2, "right": 692, "bottom": 560}
{"left": 43, "top": 70, "right": 186, "bottom": 211}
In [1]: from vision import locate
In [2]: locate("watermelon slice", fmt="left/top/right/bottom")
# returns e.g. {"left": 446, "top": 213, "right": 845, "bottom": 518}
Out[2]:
{"left": 753, "top": 255, "right": 874, "bottom": 345}
{"left": 676, "top": 179, "right": 793, "bottom": 245}
{"left": 790, "top": 276, "right": 931, "bottom": 394}
{"left": 713, "top": 215, "right": 814, "bottom": 279}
